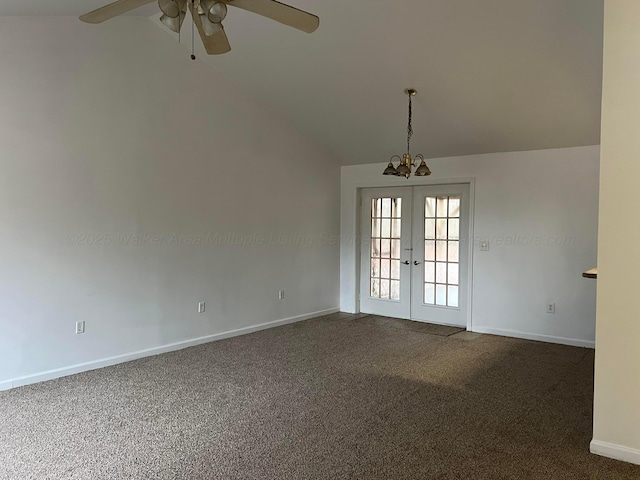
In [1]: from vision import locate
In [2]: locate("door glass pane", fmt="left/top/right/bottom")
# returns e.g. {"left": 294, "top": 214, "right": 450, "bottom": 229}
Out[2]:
{"left": 436, "top": 262, "right": 447, "bottom": 283}
{"left": 390, "top": 280, "right": 400, "bottom": 301}
{"left": 370, "top": 197, "right": 402, "bottom": 302}
{"left": 381, "top": 239, "right": 391, "bottom": 257}
{"left": 372, "top": 219, "right": 380, "bottom": 237}
{"left": 424, "top": 261, "right": 435, "bottom": 283}
{"left": 381, "top": 198, "right": 392, "bottom": 217}
{"left": 435, "top": 284, "right": 447, "bottom": 306}
{"left": 448, "top": 198, "right": 460, "bottom": 218}
{"left": 448, "top": 263, "right": 459, "bottom": 285}
{"left": 422, "top": 195, "right": 462, "bottom": 307}
{"left": 391, "top": 240, "right": 401, "bottom": 259}
{"left": 371, "top": 278, "right": 380, "bottom": 297}
{"left": 381, "top": 219, "right": 391, "bottom": 238}
{"left": 380, "top": 279, "right": 390, "bottom": 299}
{"left": 424, "top": 283, "right": 435, "bottom": 305}
{"left": 425, "top": 240, "right": 436, "bottom": 261}
{"left": 448, "top": 241, "right": 459, "bottom": 262}
{"left": 425, "top": 197, "right": 436, "bottom": 218}
{"left": 436, "top": 219, "right": 448, "bottom": 239}
{"left": 371, "top": 239, "right": 381, "bottom": 258}
{"left": 371, "top": 259, "right": 380, "bottom": 277}
{"left": 448, "top": 286, "right": 459, "bottom": 307}
{"left": 436, "top": 197, "right": 448, "bottom": 217}
{"left": 425, "top": 219, "right": 436, "bottom": 240}
{"left": 392, "top": 218, "right": 401, "bottom": 238}
{"left": 392, "top": 198, "right": 402, "bottom": 218}
{"left": 448, "top": 219, "right": 460, "bottom": 240}
{"left": 390, "top": 260, "right": 400, "bottom": 280}
{"left": 381, "top": 259, "right": 391, "bottom": 278}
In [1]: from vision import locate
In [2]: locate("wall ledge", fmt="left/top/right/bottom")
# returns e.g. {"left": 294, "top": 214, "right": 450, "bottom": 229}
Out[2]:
{"left": 0, "top": 307, "right": 339, "bottom": 392}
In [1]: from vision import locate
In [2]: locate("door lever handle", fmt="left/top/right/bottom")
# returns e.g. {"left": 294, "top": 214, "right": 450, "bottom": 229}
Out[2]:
{"left": 414, "top": 261, "right": 421, "bottom": 265}
{"left": 402, "top": 261, "right": 410, "bottom": 265}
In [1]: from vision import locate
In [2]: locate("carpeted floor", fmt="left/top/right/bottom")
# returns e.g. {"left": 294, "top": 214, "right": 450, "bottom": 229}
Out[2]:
{"left": 1, "top": 312, "right": 638, "bottom": 479}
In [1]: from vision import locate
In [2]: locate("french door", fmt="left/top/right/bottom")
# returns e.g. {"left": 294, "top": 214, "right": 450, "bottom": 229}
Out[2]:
{"left": 360, "top": 184, "right": 470, "bottom": 327}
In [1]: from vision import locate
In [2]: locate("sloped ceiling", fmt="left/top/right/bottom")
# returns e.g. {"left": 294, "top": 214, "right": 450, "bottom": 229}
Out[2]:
{"left": 2, "top": 0, "right": 604, "bottom": 165}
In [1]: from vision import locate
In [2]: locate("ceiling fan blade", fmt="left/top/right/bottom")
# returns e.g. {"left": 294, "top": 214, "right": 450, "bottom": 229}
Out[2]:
{"left": 226, "top": 0, "right": 319, "bottom": 33}
{"left": 80, "top": 0, "right": 157, "bottom": 23}
{"left": 190, "top": 4, "right": 232, "bottom": 55}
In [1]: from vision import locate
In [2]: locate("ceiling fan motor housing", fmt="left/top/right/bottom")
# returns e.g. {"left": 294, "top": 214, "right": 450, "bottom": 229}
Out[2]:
{"left": 80, "top": 0, "right": 320, "bottom": 56}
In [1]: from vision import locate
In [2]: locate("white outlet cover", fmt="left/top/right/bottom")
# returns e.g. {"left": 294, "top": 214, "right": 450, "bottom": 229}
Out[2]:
{"left": 198, "top": 302, "right": 205, "bottom": 313}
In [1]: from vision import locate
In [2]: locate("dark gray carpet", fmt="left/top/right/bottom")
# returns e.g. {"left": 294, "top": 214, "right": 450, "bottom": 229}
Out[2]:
{"left": 1, "top": 313, "right": 638, "bottom": 479}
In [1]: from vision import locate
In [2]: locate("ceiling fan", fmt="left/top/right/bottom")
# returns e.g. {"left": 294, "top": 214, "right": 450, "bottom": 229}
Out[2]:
{"left": 80, "top": 0, "right": 319, "bottom": 56}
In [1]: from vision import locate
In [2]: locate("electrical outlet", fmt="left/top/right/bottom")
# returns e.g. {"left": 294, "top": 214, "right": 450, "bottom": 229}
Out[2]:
{"left": 75, "top": 321, "right": 85, "bottom": 335}
{"left": 278, "top": 290, "right": 285, "bottom": 300}
{"left": 546, "top": 303, "right": 556, "bottom": 314}
{"left": 480, "top": 241, "right": 490, "bottom": 251}
{"left": 198, "top": 302, "right": 205, "bottom": 313}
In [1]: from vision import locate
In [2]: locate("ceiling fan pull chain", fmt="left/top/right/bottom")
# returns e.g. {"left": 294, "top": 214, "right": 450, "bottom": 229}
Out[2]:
{"left": 191, "top": 0, "right": 196, "bottom": 60}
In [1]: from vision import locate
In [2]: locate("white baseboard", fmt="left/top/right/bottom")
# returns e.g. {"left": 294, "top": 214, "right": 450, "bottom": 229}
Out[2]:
{"left": 471, "top": 326, "right": 595, "bottom": 348}
{"left": 0, "top": 307, "right": 339, "bottom": 392}
{"left": 591, "top": 439, "right": 640, "bottom": 466}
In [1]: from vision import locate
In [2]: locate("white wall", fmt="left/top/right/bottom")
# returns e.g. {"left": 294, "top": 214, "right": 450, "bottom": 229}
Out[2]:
{"left": 591, "top": 0, "right": 640, "bottom": 466}
{"left": 0, "top": 17, "right": 340, "bottom": 389}
{"left": 341, "top": 146, "right": 600, "bottom": 347}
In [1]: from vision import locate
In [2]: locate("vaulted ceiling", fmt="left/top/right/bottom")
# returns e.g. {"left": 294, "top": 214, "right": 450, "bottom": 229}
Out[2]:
{"left": 2, "top": 0, "right": 604, "bottom": 165}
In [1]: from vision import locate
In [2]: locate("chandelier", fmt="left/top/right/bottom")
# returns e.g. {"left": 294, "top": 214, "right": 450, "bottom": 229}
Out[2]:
{"left": 383, "top": 89, "right": 432, "bottom": 179}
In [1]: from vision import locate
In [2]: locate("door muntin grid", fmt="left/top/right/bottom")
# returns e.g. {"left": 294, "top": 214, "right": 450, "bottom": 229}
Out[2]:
{"left": 423, "top": 196, "right": 460, "bottom": 307}
{"left": 370, "top": 197, "right": 402, "bottom": 301}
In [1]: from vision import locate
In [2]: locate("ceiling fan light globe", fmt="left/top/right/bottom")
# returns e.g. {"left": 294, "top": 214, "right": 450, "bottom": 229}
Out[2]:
{"left": 208, "top": 2, "right": 228, "bottom": 23}
{"left": 158, "top": 0, "right": 180, "bottom": 18}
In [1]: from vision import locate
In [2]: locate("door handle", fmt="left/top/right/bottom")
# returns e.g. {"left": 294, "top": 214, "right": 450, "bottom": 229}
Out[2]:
{"left": 402, "top": 261, "right": 410, "bottom": 265}
{"left": 414, "top": 261, "right": 421, "bottom": 266}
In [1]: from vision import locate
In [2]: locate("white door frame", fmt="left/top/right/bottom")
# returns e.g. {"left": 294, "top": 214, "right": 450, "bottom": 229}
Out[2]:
{"left": 342, "top": 176, "right": 476, "bottom": 331}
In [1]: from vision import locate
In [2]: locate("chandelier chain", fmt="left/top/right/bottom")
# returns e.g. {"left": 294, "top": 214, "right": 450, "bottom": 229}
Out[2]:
{"left": 407, "top": 94, "right": 413, "bottom": 154}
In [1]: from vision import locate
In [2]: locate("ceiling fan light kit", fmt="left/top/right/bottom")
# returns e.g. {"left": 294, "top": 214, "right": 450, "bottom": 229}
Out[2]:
{"left": 80, "top": 0, "right": 319, "bottom": 58}
{"left": 383, "top": 88, "right": 432, "bottom": 179}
